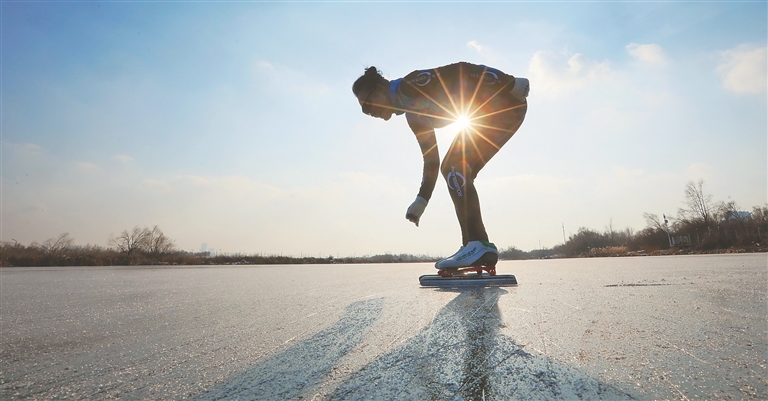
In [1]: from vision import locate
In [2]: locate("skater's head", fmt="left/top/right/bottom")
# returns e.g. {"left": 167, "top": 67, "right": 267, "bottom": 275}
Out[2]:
{"left": 353, "top": 66, "right": 393, "bottom": 121}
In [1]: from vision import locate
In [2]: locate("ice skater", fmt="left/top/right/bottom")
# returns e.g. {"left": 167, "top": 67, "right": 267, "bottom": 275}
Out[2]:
{"left": 352, "top": 62, "right": 528, "bottom": 270}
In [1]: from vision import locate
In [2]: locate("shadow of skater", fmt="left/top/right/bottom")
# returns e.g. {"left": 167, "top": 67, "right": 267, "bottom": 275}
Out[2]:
{"left": 331, "top": 288, "right": 634, "bottom": 400}
{"left": 196, "top": 297, "right": 384, "bottom": 400}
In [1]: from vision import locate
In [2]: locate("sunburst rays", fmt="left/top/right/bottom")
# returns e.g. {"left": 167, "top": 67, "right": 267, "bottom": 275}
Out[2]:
{"left": 389, "top": 66, "right": 523, "bottom": 132}
{"left": 364, "top": 65, "right": 526, "bottom": 161}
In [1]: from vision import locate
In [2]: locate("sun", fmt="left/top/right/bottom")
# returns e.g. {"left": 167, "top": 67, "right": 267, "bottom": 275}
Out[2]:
{"left": 454, "top": 114, "right": 471, "bottom": 131}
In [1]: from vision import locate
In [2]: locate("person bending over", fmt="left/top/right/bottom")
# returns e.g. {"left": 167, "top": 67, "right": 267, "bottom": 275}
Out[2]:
{"left": 352, "top": 62, "right": 529, "bottom": 270}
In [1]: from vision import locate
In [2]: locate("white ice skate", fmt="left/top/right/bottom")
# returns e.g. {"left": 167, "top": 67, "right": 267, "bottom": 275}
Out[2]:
{"left": 434, "top": 240, "right": 499, "bottom": 270}
{"left": 420, "top": 241, "right": 516, "bottom": 287}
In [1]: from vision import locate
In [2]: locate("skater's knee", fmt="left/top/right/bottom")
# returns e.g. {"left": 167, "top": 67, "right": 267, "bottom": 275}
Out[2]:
{"left": 441, "top": 160, "right": 474, "bottom": 197}
{"left": 441, "top": 158, "right": 467, "bottom": 178}
{"left": 441, "top": 159, "right": 474, "bottom": 182}
{"left": 440, "top": 162, "right": 451, "bottom": 180}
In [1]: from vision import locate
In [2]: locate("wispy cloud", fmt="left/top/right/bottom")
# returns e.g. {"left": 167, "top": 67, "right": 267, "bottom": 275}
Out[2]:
{"left": 3, "top": 142, "right": 44, "bottom": 157}
{"left": 464, "top": 40, "right": 503, "bottom": 65}
{"left": 153, "top": 174, "right": 288, "bottom": 203}
{"left": 528, "top": 50, "right": 613, "bottom": 97}
{"left": 112, "top": 154, "right": 134, "bottom": 164}
{"left": 626, "top": 43, "right": 667, "bottom": 66}
{"left": 684, "top": 163, "right": 715, "bottom": 180}
{"left": 717, "top": 44, "right": 767, "bottom": 94}
{"left": 251, "top": 60, "right": 330, "bottom": 98}
{"left": 485, "top": 174, "right": 581, "bottom": 195}
{"left": 467, "top": 40, "right": 483, "bottom": 53}
{"left": 75, "top": 162, "right": 99, "bottom": 172}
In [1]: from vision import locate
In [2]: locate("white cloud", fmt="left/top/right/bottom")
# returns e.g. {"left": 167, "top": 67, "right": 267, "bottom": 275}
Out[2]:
{"left": 684, "top": 163, "right": 714, "bottom": 179}
{"left": 251, "top": 60, "right": 330, "bottom": 98}
{"left": 256, "top": 60, "right": 273, "bottom": 69}
{"left": 338, "top": 172, "right": 407, "bottom": 196}
{"left": 464, "top": 40, "right": 504, "bottom": 65}
{"left": 717, "top": 44, "right": 767, "bottom": 94}
{"left": 626, "top": 43, "right": 667, "bottom": 65}
{"left": 467, "top": 40, "right": 483, "bottom": 53}
{"left": 528, "top": 51, "right": 613, "bottom": 96}
{"left": 112, "top": 154, "right": 134, "bottom": 164}
{"left": 17, "top": 142, "right": 44, "bottom": 155}
{"left": 142, "top": 178, "right": 171, "bottom": 192}
{"left": 2, "top": 142, "right": 45, "bottom": 161}
{"left": 609, "top": 165, "right": 645, "bottom": 181}
{"left": 75, "top": 161, "right": 99, "bottom": 172}
{"left": 485, "top": 174, "right": 580, "bottom": 195}
{"left": 165, "top": 174, "right": 287, "bottom": 202}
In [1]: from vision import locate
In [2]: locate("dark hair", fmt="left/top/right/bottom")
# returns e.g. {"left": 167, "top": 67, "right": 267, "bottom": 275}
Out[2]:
{"left": 352, "top": 66, "right": 386, "bottom": 97}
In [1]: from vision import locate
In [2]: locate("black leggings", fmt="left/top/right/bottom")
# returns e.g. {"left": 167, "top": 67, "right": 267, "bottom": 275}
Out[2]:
{"left": 441, "top": 99, "right": 527, "bottom": 246}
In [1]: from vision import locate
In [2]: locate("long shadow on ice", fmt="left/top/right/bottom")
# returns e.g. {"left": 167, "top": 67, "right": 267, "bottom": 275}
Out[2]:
{"left": 331, "top": 288, "right": 635, "bottom": 400}
{"left": 196, "top": 297, "right": 384, "bottom": 400}
{"left": 195, "top": 289, "right": 634, "bottom": 400}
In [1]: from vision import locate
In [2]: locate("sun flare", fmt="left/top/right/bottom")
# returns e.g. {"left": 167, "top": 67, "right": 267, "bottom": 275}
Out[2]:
{"left": 454, "top": 114, "right": 471, "bottom": 131}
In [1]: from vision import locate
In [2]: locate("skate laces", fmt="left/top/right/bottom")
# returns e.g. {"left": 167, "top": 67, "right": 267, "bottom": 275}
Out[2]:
{"left": 444, "top": 241, "right": 496, "bottom": 261}
{"left": 447, "top": 246, "right": 466, "bottom": 258}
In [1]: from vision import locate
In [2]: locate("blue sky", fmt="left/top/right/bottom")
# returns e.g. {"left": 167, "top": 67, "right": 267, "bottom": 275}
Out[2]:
{"left": 3, "top": 2, "right": 766, "bottom": 256}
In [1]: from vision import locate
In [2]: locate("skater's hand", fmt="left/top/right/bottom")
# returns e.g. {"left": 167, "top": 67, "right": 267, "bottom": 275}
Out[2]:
{"left": 405, "top": 196, "right": 428, "bottom": 227}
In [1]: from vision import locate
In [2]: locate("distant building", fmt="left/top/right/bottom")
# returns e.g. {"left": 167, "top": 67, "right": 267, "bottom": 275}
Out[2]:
{"left": 727, "top": 211, "right": 752, "bottom": 221}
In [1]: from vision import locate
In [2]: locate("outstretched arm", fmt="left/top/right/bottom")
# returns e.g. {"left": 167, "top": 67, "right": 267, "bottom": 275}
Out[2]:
{"left": 405, "top": 116, "right": 440, "bottom": 226}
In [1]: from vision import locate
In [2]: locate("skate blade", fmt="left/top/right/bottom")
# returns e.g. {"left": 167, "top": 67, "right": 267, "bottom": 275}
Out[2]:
{"left": 419, "top": 274, "right": 517, "bottom": 288}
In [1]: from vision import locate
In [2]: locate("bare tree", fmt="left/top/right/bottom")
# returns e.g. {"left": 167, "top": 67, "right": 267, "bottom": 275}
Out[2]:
{"left": 146, "top": 226, "right": 175, "bottom": 255}
{"left": 752, "top": 205, "right": 768, "bottom": 226}
{"left": 605, "top": 218, "right": 615, "bottom": 242}
{"left": 643, "top": 212, "right": 673, "bottom": 247}
{"left": 643, "top": 213, "right": 666, "bottom": 231}
{"left": 716, "top": 200, "right": 743, "bottom": 223}
{"left": 680, "top": 179, "right": 714, "bottom": 226}
{"left": 35, "top": 233, "right": 74, "bottom": 255}
{"left": 109, "top": 226, "right": 150, "bottom": 255}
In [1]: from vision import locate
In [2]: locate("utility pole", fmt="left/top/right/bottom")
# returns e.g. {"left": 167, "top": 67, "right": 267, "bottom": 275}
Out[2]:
{"left": 562, "top": 223, "right": 566, "bottom": 244}
{"left": 663, "top": 214, "right": 674, "bottom": 247}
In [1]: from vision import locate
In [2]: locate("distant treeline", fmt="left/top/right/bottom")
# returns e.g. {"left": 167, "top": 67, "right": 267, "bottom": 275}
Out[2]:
{"left": 0, "top": 238, "right": 440, "bottom": 267}
{"left": 0, "top": 226, "right": 441, "bottom": 267}
{"left": 2, "top": 180, "right": 766, "bottom": 267}
{"left": 502, "top": 180, "right": 768, "bottom": 259}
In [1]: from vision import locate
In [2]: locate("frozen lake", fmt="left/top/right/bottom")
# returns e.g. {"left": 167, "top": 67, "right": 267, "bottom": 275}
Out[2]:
{"left": 1, "top": 253, "right": 766, "bottom": 400}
